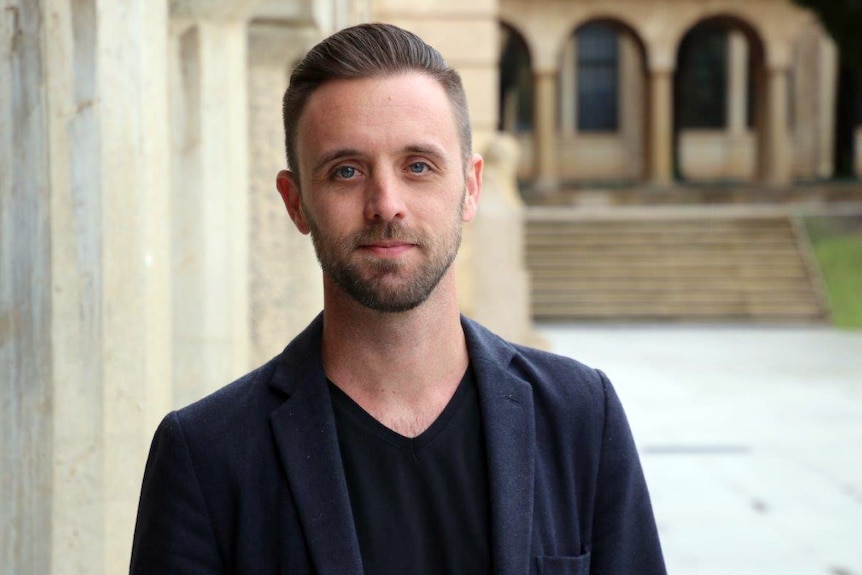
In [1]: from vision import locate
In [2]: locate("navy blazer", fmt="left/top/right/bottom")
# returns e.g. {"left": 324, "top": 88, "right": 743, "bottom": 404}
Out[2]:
{"left": 130, "top": 315, "right": 665, "bottom": 575}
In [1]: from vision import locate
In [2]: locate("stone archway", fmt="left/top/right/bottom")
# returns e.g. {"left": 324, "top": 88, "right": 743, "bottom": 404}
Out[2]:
{"left": 673, "top": 15, "right": 767, "bottom": 183}
{"left": 499, "top": 22, "right": 534, "bottom": 135}
{"left": 498, "top": 21, "right": 534, "bottom": 184}
{"left": 559, "top": 18, "right": 649, "bottom": 184}
{"left": 834, "top": 60, "right": 862, "bottom": 178}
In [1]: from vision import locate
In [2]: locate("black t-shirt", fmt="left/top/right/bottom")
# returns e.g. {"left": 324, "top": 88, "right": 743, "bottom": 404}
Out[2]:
{"left": 329, "top": 368, "right": 491, "bottom": 575}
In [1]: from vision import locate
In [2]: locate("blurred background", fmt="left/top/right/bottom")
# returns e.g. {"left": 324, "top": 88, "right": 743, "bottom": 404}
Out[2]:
{"left": 2, "top": 0, "right": 860, "bottom": 573}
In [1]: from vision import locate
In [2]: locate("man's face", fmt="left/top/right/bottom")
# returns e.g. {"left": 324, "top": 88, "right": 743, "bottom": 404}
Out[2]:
{"left": 278, "top": 72, "right": 482, "bottom": 313}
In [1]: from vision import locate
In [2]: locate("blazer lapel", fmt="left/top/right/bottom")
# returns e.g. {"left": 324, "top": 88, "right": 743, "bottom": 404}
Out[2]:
{"left": 464, "top": 318, "right": 536, "bottom": 575}
{"left": 268, "top": 315, "right": 364, "bottom": 575}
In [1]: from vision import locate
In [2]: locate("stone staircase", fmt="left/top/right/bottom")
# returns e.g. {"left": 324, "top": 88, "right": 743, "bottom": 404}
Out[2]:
{"left": 525, "top": 207, "right": 830, "bottom": 322}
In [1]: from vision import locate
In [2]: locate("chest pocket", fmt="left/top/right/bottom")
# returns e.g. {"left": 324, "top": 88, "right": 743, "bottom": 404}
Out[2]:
{"left": 535, "top": 553, "right": 591, "bottom": 575}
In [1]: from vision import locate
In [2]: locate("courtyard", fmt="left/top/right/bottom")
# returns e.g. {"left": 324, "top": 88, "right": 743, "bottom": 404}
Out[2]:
{"left": 539, "top": 323, "right": 862, "bottom": 574}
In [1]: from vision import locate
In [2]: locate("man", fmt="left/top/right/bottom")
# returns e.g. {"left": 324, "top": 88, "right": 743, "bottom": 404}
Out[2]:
{"left": 130, "top": 23, "right": 665, "bottom": 575}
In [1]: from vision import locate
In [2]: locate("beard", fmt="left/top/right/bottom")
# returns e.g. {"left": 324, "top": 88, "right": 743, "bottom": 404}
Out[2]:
{"left": 304, "top": 198, "right": 464, "bottom": 314}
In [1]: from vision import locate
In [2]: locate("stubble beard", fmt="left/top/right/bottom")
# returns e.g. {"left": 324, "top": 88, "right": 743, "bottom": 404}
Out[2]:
{"left": 304, "top": 197, "right": 465, "bottom": 314}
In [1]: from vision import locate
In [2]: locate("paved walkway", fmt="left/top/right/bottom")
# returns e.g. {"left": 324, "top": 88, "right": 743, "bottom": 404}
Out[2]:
{"left": 537, "top": 323, "right": 862, "bottom": 575}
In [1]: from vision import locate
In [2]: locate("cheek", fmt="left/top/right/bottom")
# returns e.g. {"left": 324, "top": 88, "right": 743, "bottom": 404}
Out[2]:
{"left": 307, "top": 200, "right": 363, "bottom": 237}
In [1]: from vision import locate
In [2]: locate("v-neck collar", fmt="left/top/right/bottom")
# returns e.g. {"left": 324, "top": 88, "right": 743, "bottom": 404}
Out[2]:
{"left": 327, "top": 368, "right": 473, "bottom": 454}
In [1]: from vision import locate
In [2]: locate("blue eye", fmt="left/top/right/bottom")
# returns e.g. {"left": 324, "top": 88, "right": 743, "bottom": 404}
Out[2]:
{"left": 408, "top": 162, "right": 429, "bottom": 174}
{"left": 335, "top": 166, "right": 356, "bottom": 179}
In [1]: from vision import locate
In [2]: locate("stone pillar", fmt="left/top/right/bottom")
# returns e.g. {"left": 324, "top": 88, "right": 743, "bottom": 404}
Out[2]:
{"left": 727, "top": 31, "right": 749, "bottom": 136}
{"left": 619, "top": 33, "right": 645, "bottom": 180}
{"left": 169, "top": 17, "right": 251, "bottom": 407}
{"left": 763, "top": 67, "right": 792, "bottom": 186}
{"left": 1, "top": 4, "right": 53, "bottom": 573}
{"left": 247, "top": 22, "right": 323, "bottom": 366}
{"left": 1, "top": 1, "right": 172, "bottom": 574}
{"left": 95, "top": 2, "right": 173, "bottom": 569}
{"left": 727, "top": 30, "right": 751, "bottom": 179}
{"left": 533, "top": 69, "right": 558, "bottom": 191}
{"left": 818, "top": 36, "right": 838, "bottom": 178}
{"left": 473, "top": 134, "right": 545, "bottom": 348}
{"left": 648, "top": 68, "right": 673, "bottom": 186}
{"left": 560, "top": 37, "right": 576, "bottom": 138}
{"left": 502, "top": 87, "right": 519, "bottom": 134}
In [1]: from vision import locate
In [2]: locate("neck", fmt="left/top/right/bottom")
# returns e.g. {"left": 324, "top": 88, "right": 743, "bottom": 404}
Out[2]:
{"left": 320, "top": 272, "right": 469, "bottom": 436}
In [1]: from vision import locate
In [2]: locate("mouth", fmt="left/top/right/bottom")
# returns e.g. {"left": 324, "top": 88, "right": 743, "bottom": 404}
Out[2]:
{"left": 358, "top": 240, "right": 416, "bottom": 258}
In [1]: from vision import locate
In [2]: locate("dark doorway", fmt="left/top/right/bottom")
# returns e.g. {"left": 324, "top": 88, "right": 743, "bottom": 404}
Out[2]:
{"left": 834, "top": 61, "right": 860, "bottom": 178}
{"left": 673, "top": 17, "right": 762, "bottom": 182}
{"left": 499, "top": 24, "right": 533, "bottom": 133}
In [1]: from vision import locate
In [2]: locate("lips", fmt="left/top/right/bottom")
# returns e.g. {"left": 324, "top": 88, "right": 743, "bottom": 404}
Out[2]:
{"left": 359, "top": 241, "right": 415, "bottom": 257}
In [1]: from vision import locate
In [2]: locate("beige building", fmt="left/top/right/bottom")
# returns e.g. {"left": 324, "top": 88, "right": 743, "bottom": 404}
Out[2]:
{"left": 500, "top": 0, "right": 861, "bottom": 190}
{"left": 1, "top": 0, "right": 857, "bottom": 574}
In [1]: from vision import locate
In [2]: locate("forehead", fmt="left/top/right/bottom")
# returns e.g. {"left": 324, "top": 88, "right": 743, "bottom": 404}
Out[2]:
{"left": 295, "top": 72, "right": 459, "bottom": 163}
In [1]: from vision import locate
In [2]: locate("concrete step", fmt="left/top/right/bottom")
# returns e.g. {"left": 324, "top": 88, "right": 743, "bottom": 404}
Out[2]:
{"left": 525, "top": 210, "right": 829, "bottom": 322}
{"left": 528, "top": 256, "right": 807, "bottom": 268}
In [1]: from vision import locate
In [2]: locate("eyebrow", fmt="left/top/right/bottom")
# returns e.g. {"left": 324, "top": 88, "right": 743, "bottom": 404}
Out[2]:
{"left": 403, "top": 144, "right": 448, "bottom": 164}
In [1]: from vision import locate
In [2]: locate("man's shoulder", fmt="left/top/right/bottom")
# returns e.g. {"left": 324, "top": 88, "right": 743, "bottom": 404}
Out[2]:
{"left": 173, "top": 315, "right": 325, "bottom": 431}
{"left": 171, "top": 356, "right": 284, "bottom": 439}
{"left": 509, "top": 340, "right": 610, "bottom": 416}
{"left": 462, "top": 316, "right": 609, "bottom": 403}
{"left": 463, "top": 317, "right": 614, "bottom": 449}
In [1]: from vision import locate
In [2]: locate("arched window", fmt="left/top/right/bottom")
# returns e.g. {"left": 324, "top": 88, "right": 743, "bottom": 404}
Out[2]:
{"left": 676, "top": 23, "right": 728, "bottom": 129}
{"left": 499, "top": 25, "right": 533, "bottom": 133}
{"left": 577, "top": 22, "right": 619, "bottom": 132}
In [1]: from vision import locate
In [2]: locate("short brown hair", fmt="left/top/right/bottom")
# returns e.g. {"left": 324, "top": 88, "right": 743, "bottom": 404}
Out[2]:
{"left": 282, "top": 23, "right": 472, "bottom": 182}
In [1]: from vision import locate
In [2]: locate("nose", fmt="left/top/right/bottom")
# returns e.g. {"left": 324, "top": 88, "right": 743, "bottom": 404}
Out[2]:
{"left": 363, "top": 169, "right": 406, "bottom": 223}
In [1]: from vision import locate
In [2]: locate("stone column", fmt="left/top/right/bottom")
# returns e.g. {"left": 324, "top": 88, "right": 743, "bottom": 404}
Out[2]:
{"left": 648, "top": 68, "right": 673, "bottom": 186}
{"left": 1, "top": 3, "right": 53, "bottom": 572}
{"left": 818, "top": 36, "right": 838, "bottom": 178}
{"left": 763, "top": 67, "right": 791, "bottom": 186}
{"left": 533, "top": 69, "right": 558, "bottom": 191}
{"left": 247, "top": 22, "right": 323, "bottom": 366}
{"left": 474, "top": 134, "right": 546, "bottom": 348}
{"left": 619, "top": 33, "right": 645, "bottom": 180}
{"left": 502, "top": 87, "right": 519, "bottom": 134}
{"left": 169, "top": 17, "right": 251, "bottom": 407}
{"left": 560, "top": 38, "right": 576, "bottom": 138}
{"left": 727, "top": 31, "right": 749, "bottom": 136}
{"left": 727, "top": 30, "right": 750, "bottom": 179}
{"left": 1, "top": 1, "right": 172, "bottom": 574}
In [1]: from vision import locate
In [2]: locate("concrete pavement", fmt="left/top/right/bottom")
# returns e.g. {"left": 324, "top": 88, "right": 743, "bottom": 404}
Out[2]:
{"left": 537, "top": 323, "right": 862, "bottom": 575}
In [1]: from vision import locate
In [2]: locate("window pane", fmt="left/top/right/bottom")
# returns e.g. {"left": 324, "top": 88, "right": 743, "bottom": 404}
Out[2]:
{"left": 577, "top": 23, "right": 619, "bottom": 132}
{"left": 499, "top": 27, "right": 533, "bottom": 132}
{"left": 856, "top": 71, "right": 862, "bottom": 126}
{"left": 677, "top": 25, "right": 728, "bottom": 129}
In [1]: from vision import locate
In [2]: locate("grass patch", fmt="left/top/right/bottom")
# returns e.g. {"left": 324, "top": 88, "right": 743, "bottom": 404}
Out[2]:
{"left": 804, "top": 216, "right": 862, "bottom": 328}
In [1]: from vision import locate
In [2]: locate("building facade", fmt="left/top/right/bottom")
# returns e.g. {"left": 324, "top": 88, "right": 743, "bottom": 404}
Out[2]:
{"left": 499, "top": 0, "right": 862, "bottom": 189}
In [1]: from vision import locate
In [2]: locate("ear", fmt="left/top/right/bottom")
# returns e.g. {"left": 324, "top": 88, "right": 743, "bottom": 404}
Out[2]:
{"left": 276, "top": 170, "right": 311, "bottom": 235}
{"left": 461, "top": 153, "right": 483, "bottom": 223}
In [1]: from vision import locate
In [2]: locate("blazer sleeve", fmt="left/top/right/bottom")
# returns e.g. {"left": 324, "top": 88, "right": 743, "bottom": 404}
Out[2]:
{"left": 130, "top": 412, "right": 224, "bottom": 575}
{"left": 589, "top": 372, "right": 667, "bottom": 575}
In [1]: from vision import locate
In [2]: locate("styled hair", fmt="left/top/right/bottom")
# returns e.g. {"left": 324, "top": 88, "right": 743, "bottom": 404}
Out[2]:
{"left": 282, "top": 23, "right": 472, "bottom": 181}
